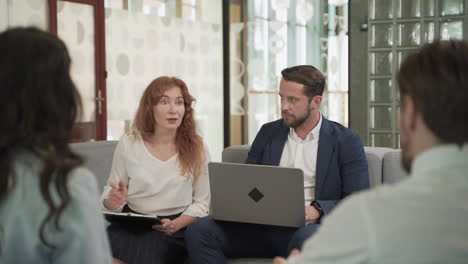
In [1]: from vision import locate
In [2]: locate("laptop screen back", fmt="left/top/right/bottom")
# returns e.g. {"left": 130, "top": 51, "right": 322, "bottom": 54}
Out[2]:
{"left": 209, "top": 162, "right": 305, "bottom": 228}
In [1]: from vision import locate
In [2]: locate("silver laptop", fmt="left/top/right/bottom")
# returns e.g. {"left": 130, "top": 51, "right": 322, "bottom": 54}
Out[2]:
{"left": 209, "top": 162, "right": 305, "bottom": 228}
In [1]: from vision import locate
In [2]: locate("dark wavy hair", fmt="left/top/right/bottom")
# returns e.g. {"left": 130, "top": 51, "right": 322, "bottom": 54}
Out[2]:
{"left": 397, "top": 40, "right": 468, "bottom": 145}
{"left": 132, "top": 76, "right": 205, "bottom": 179}
{"left": 0, "top": 27, "right": 83, "bottom": 247}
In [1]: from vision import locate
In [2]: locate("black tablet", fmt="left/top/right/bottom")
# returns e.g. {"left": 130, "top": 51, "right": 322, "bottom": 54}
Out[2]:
{"left": 103, "top": 211, "right": 161, "bottom": 227}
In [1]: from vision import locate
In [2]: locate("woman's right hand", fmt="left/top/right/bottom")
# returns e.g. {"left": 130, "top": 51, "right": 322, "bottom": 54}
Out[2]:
{"left": 104, "top": 180, "right": 128, "bottom": 211}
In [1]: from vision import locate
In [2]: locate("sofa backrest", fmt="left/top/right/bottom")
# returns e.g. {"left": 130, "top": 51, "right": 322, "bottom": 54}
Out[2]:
{"left": 69, "top": 141, "right": 408, "bottom": 191}
{"left": 222, "top": 145, "right": 408, "bottom": 186}
{"left": 70, "top": 140, "right": 118, "bottom": 191}
{"left": 363, "top": 146, "right": 389, "bottom": 186}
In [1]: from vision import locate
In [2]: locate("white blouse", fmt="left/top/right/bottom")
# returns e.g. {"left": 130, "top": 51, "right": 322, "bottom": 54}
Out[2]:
{"left": 102, "top": 133, "right": 210, "bottom": 218}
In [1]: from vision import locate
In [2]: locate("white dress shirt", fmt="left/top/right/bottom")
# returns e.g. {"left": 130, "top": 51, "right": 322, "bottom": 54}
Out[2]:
{"left": 102, "top": 133, "right": 210, "bottom": 218}
{"left": 280, "top": 114, "right": 322, "bottom": 205}
{"left": 287, "top": 144, "right": 468, "bottom": 264}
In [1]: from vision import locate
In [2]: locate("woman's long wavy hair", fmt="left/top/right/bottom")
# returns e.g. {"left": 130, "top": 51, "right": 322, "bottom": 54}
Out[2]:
{"left": 0, "top": 27, "right": 83, "bottom": 247}
{"left": 132, "top": 76, "right": 205, "bottom": 180}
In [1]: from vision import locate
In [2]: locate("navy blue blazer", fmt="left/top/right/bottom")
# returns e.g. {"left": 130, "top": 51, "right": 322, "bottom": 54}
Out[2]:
{"left": 246, "top": 117, "right": 369, "bottom": 215}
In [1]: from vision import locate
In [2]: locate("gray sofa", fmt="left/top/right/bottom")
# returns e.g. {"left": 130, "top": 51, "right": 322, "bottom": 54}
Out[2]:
{"left": 71, "top": 141, "right": 408, "bottom": 264}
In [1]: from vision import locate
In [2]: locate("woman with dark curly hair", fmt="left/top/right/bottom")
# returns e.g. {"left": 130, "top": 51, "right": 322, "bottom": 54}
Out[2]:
{"left": 0, "top": 27, "right": 112, "bottom": 263}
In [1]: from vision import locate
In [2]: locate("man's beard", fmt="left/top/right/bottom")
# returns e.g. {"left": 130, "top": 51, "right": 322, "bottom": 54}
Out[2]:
{"left": 283, "top": 105, "right": 312, "bottom": 128}
{"left": 400, "top": 128, "right": 413, "bottom": 174}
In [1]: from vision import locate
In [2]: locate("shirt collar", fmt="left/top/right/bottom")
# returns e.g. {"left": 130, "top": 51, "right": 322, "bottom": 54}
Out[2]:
{"left": 411, "top": 143, "right": 468, "bottom": 178}
{"left": 289, "top": 113, "right": 322, "bottom": 142}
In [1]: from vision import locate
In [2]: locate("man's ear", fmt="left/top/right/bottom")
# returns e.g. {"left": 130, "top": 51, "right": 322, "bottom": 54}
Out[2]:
{"left": 311, "top": 95, "right": 322, "bottom": 108}
{"left": 401, "top": 95, "right": 417, "bottom": 132}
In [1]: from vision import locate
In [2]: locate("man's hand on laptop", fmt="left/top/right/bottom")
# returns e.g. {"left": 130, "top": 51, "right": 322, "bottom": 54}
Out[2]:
{"left": 305, "top": 206, "right": 320, "bottom": 221}
{"left": 273, "top": 249, "right": 300, "bottom": 264}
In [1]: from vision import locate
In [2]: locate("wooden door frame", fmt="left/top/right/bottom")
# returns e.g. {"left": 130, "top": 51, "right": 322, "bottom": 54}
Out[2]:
{"left": 48, "top": 0, "right": 107, "bottom": 141}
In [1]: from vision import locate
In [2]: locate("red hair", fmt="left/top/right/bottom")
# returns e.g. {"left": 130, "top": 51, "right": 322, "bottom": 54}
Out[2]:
{"left": 132, "top": 76, "right": 205, "bottom": 179}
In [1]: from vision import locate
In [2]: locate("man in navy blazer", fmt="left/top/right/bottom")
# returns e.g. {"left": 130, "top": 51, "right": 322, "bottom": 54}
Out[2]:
{"left": 247, "top": 115, "right": 369, "bottom": 217}
{"left": 185, "top": 65, "right": 369, "bottom": 264}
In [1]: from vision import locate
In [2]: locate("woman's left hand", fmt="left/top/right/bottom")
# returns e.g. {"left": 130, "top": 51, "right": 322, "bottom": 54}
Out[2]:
{"left": 152, "top": 218, "right": 179, "bottom": 235}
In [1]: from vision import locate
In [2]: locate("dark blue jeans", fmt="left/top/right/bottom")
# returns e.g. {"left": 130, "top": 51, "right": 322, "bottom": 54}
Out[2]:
{"left": 185, "top": 216, "right": 319, "bottom": 264}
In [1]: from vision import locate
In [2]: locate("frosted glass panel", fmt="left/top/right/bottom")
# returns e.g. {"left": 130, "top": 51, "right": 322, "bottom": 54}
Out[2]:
{"left": 398, "top": 22, "right": 420, "bottom": 46}
{"left": 367, "top": 0, "right": 467, "bottom": 149}
{"left": 248, "top": 93, "right": 280, "bottom": 143}
{"left": 370, "top": 79, "right": 393, "bottom": 103}
{"left": 0, "top": 0, "right": 7, "bottom": 32}
{"left": 58, "top": 1, "right": 96, "bottom": 124}
{"left": 440, "top": 20, "right": 463, "bottom": 40}
{"left": 5, "top": 0, "right": 48, "bottom": 30}
{"left": 370, "top": 0, "right": 393, "bottom": 19}
{"left": 183, "top": 0, "right": 197, "bottom": 5}
{"left": 326, "top": 31, "right": 349, "bottom": 127}
{"left": 254, "top": 0, "right": 268, "bottom": 18}
{"left": 423, "top": 22, "right": 435, "bottom": 43}
{"left": 441, "top": 0, "right": 464, "bottom": 15}
{"left": 370, "top": 52, "right": 393, "bottom": 76}
{"left": 369, "top": 106, "right": 393, "bottom": 129}
{"left": 272, "top": 1, "right": 288, "bottom": 21}
{"left": 370, "top": 133, "right": 393, "bottom": 147}
{"left": 271, "top": 21, "right": 288, "bottom": 77}
{"left": 397, "top": 0, "right": 420, "bottom": 18}
{"left": 327, "top": 92, "right": 348, "bottom": 127}
{"left": 230, "top": 23, "right": 246, "bottom": 116}
{"left": 296, "top": 26, "right": 307, "bottom": 65}
{"left": 182, "top": 5, "right": 196, "bottom": 20}
{"left": 371, "top": 23, "right": 393, "bottom": 48}
{"left": 105, "top": 9, "right": 223, "bottom": 160}
{"left": 423, "top": 0, "right": 435, "bottom": 16}
{"left": 295, "top": 0, "right": 314, "bottom": 25}
{"left": 247, "top": 20, "right": 271, "bottom": 92}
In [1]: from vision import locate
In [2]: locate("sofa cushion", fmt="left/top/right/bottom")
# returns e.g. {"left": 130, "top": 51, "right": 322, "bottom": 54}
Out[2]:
{"left": 382, "top": 150, "right": 408, "bottom": 184}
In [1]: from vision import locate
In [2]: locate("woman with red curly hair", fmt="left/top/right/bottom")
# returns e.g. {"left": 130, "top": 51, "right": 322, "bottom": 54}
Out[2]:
{"left": 102, "top": 76, "right": 210, "bottom": 264}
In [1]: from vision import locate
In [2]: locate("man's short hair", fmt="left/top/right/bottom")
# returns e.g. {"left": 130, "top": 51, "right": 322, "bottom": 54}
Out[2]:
{"left": 281, "top": 65, "right": 326, "bottom": 98}
{"left": 397, "top": 40, "right": 468, "bottom": 145}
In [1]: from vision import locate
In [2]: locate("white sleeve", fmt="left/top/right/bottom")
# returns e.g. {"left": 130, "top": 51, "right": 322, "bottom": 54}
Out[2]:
{"left": 52, "top": 168, "right": 113, "bottom": 264}
{"left": 287, "top": 194, "right": 373, "bottom": 264}
{"left": 182, "top": 144, "right": 211, "bottom": 218}
{"left": 101, "top": 135, "right": 129, "bottom": 212}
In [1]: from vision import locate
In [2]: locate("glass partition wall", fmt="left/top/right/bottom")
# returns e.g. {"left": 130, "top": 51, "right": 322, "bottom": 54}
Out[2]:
{"left": 367, "top": 0, "right": 467, "bottom": 148}
{"left": 236, "top": 0, "right": 350, "bottom": 144}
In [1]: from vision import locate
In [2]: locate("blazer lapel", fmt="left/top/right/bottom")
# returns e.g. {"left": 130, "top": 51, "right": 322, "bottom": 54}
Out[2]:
{"left": 315, "top": 118, "right": 336, "bottom": 198}
{"left": 269, "top": 121, "right": 289, "bottom": 166}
